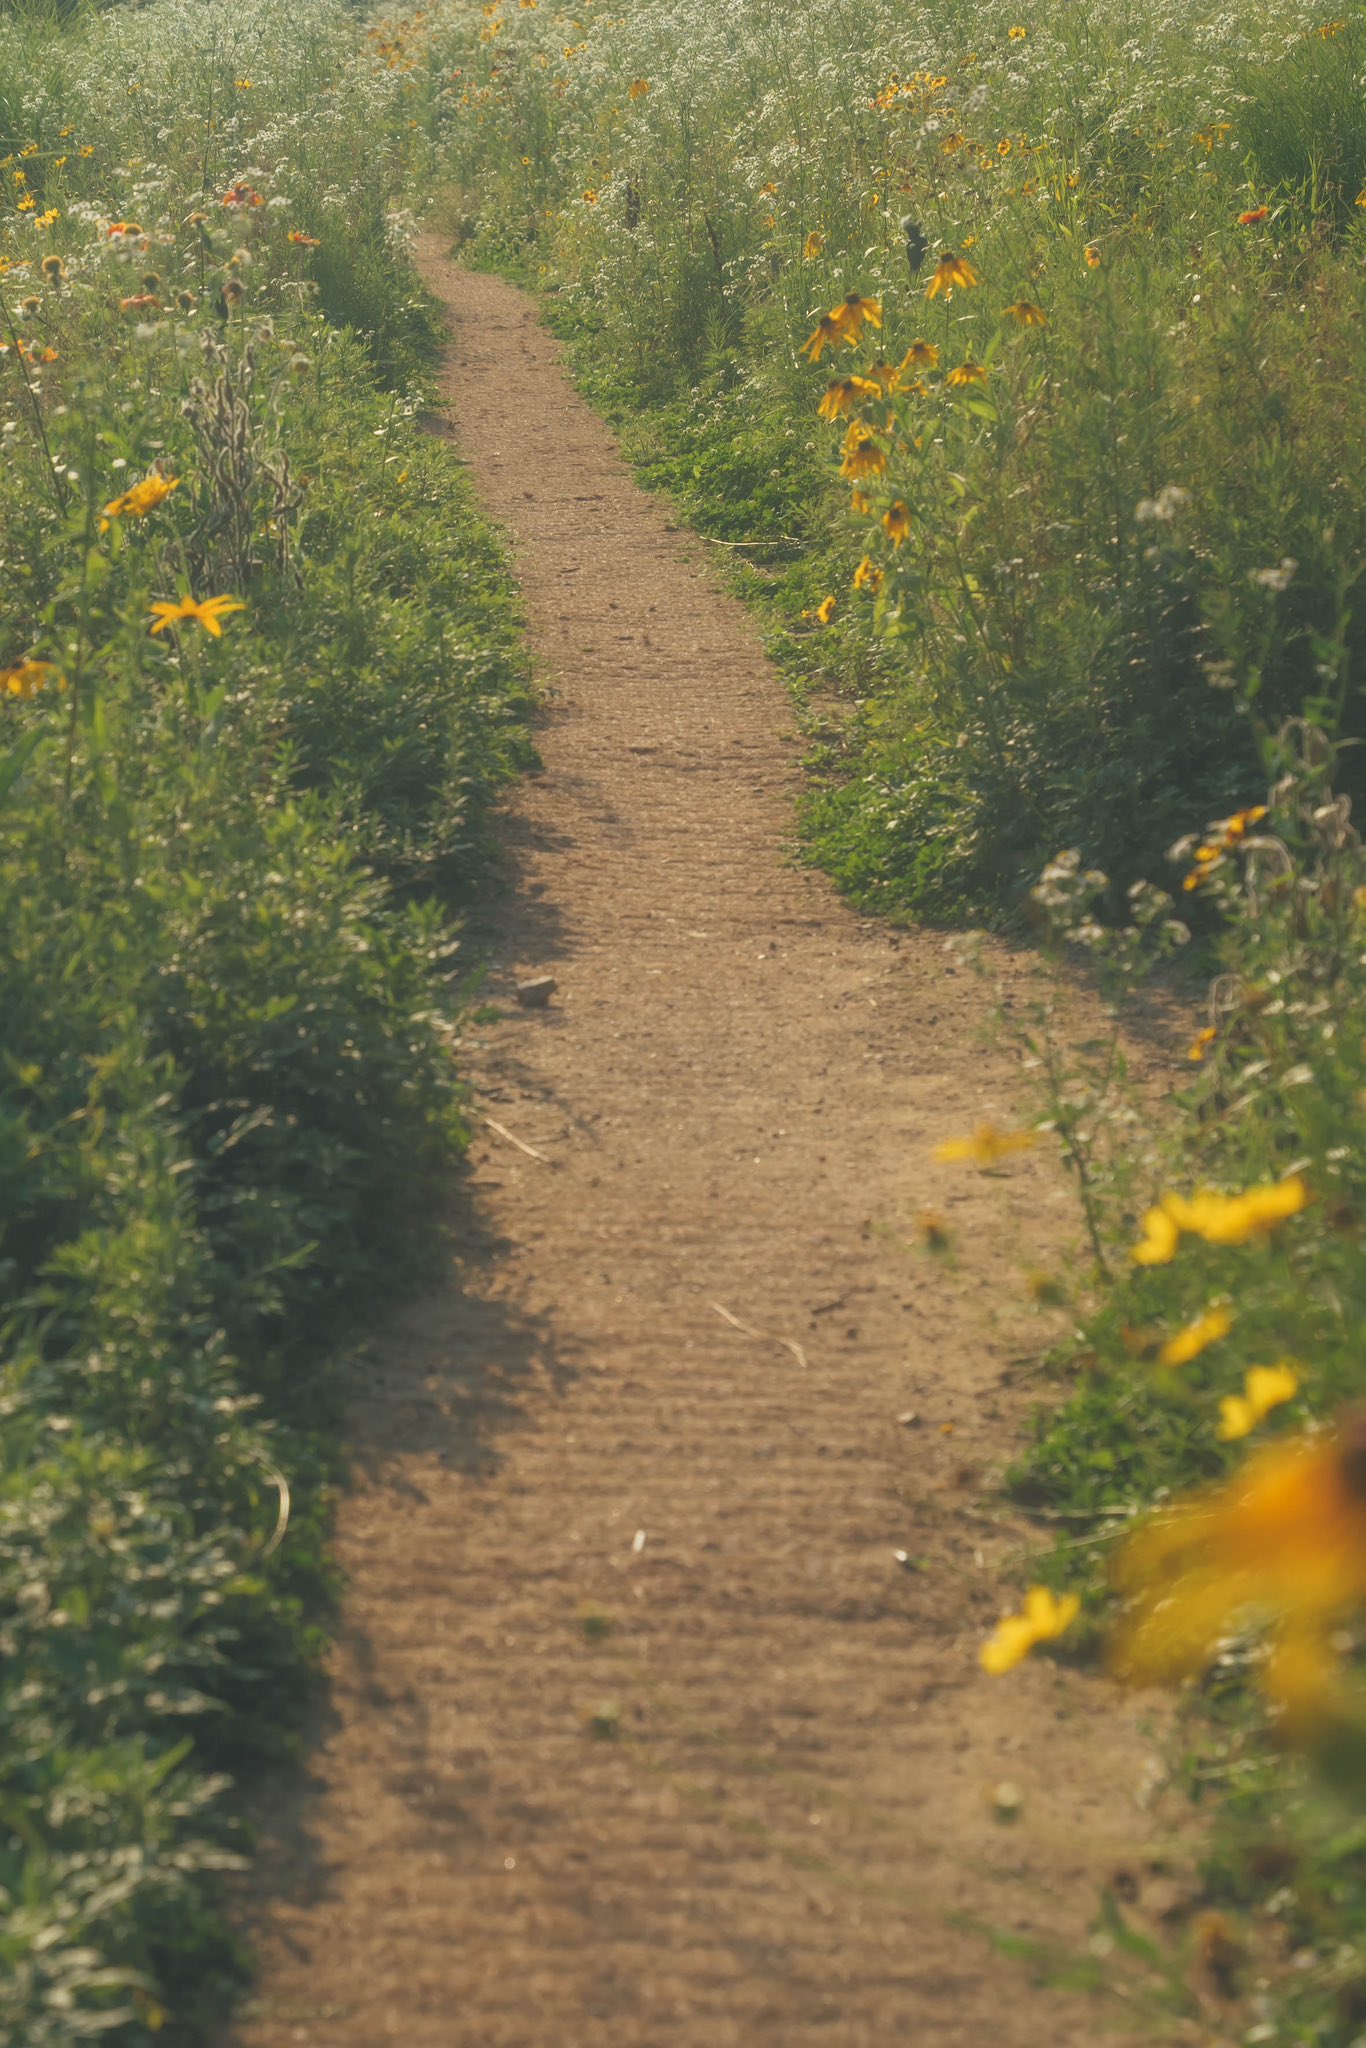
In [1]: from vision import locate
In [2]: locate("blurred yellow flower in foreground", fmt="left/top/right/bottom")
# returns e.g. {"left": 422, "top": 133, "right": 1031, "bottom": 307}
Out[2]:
{"left": 935, "top": 1123, "right": 1038, "bottom": 1165}
{"left": 1218, "top": 1362, "right": 1300, "bottom": 1442}
{"left": 148, "top": 593, "right": 247, "bottom": 638}
{"left": 1131, "top": 1176, "right": 1310, "bottom": 1265}
{"left": 101, "top": 473, "right": 179, "bottom": 528}
{"left": 1111, "top": 1420, "right": 1366, "bottom": 1707}
{"left": 981, "top": 1585, "right": 1079, "bottom": 1673}
{"left": 1159, "top": 1302, "right": 1233, "bottom": 1368}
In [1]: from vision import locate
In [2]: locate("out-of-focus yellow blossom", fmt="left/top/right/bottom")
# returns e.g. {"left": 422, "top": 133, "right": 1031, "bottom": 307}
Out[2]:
{"left": 882, "top": 501, "right": 912, "bottom": 547}
{"left": 838, "top": 421, "right": 887, "bottom": 480}
{"left": 935, "top": 1123, "right": 1038, "bottom": 1165}
{"left": 1218, "top": 1362, "right": 1300, "bottom": 1442}
{"left": 981, "top": 1585, "right": 1079, "bottom": 1673}
{"left": 1131, "top": 1177, "right": 1310, "bottom": 1264}
{"left": 1111, "top": 1420, "right": 1366, "bottom": 1713}
{"left": 1002, "top": 300, "right": 1047, "bottom": 326}
{"left": 802, "top": 229, "right": 825, "bottom": 259}
{"left": 817, "top": 374, "right": 881, "bottom": 420}
{"left": 1159, "top": 1303, "right": 1233, "bottom": 1368}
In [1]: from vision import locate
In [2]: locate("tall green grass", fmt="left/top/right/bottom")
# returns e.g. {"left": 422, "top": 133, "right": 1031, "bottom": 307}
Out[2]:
{"left": 0, "top": 1, "right": 528, "bottom": 2037}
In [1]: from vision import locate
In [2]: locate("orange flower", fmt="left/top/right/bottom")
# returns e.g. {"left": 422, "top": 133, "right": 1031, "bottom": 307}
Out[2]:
{"left": 799, "top": 314, "right": 845, "bottom": 363}
{"left": 882, "top": 501, "right": 912, "bottom": 547}
{"left": 1238, "top": 205, "right": 1269, "bottom": 225}
{"left": 927, "top": 251, "right": 979, "bottom": 298}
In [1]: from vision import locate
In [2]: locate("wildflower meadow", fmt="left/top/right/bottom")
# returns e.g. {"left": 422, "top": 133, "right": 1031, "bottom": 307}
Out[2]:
{"left": 5, "top": 0, "right": 1366, "bottom": 2038}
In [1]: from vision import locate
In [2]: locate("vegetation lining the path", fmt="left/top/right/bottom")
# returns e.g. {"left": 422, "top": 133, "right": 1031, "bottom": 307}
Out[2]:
{"left": 374, "top": 0, "right": 1364, "bottom": 2033}
{"left": 0, "top": 2, "right": 528, "bottom": 2037}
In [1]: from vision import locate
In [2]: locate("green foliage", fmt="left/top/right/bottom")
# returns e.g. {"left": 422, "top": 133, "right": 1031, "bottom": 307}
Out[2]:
{"left": 0, "top": 2, "right": 529, "bottom": 2039}
{"left": 406, "top": 0, "right": 1366, "bottom": 917}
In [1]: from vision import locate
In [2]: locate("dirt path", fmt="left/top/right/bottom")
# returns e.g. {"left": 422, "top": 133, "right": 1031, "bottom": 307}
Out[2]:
{"left": 230, "top": 250, "right": 1168, "bottom": 2048}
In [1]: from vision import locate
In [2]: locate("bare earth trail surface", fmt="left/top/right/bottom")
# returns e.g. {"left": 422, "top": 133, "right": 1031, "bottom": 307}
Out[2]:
{"left": 231, "top": 251, "right": 1168, "bottom": 2047}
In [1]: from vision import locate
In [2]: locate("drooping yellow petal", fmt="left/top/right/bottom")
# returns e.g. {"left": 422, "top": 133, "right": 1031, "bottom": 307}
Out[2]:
{"left": 1158, "top": 1303, "right": 1233, "bottom": 1368}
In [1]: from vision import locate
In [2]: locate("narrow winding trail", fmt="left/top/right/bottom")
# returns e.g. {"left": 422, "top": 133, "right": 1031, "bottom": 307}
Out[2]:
{"left": 231, "top": 252, "right": 1164, "bottom": 2047}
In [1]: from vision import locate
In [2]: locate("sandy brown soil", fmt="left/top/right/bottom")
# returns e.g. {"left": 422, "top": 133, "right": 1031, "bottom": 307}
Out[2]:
{"left": 228, "top": 249, "right": 1179, "bottom": 2047}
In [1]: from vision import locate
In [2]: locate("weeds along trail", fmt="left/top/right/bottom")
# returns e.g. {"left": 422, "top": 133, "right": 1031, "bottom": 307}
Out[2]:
{"left": 228, "top": 252, "right": 1164, "bottom": 2048}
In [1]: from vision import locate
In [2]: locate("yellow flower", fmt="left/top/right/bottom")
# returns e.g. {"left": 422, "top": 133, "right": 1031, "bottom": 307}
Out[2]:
{"left": 799, "top": 313, "right": 845, "bottom": 363}
{"left": 1111, "top": 1420, "right": 1366, "bottom": 1693}
{"left": 837, "top": 421, "right": 887, "bottom": 480}
{"left": 802, "top": 229, "right": 825, "bottom": 260}
{"left": 1159, "top": 1303, "right": 1233, "bottom": 1368}
{"left": 849, "top": 488, "right": 874, "bottom": 516}
{"left": 852, "top": 555, "right": 883, "bottom": 593}
{"left": 287, "top": 229, "right": 321, "bottom": 247}
{"left": 1008, "top": 23, "right": 1028, "bottom": 37}
{"left": 927, "top": 251, "right": 979, "bottom": 298}
{"left": 899, "top": 338, "right": 940, "bottom": 371}
{"left": 1187, "top": 1025, "right": 1217, "bottom": 1063}
{"left": 882, "top": 501, "right": 912, "bottom": 547}
{"left": 148, "top": 593, "right": 246, "bottom": 638}
{"left": 817, "top": 374, "right": 882, "bottom": 420}
{"left": 1130, "top": 1177, "right": 1309, "bottom": 1264}
{"left": 981, "top": 1585, "right": 1079, "bottom": 1674}
{"left": 582, "top": 188, "right": 598, "bottom": 204}
{"left": 946, "top": 359, "right": 989, "bottom": 387}
{"left": 1, "top": 658, "right": 63, "bottom": 699}
{"left": 627, "top": 77, "right": 651, "bottom": 98}
{"left": 1084, "top": 243, "right": 1101, "bottom": 268}
{"left": 1002, "top": 299, "right": 1047, "bottom": 326}
{"left": 934, "top": 1123, "right": 1038, "bottom": 1165}
{"left": 1218, "top": 1362, "right": 1300, "bottom": 1443}
{"left": 815, "top": 594, "right": 836, "bottom": 625}
{"left": 831, "top": 291, "right": 882, "bottom": 340}
{"left": 101, "top": 474, "right": 179, "bottom": 528}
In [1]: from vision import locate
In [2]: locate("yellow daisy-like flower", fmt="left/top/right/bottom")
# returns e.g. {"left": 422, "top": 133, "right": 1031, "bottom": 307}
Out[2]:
{"left": 946, "top": 359, "right": 989, "bottom": 387}
{"left": 101, "top": 473, "right": 179, "bottom": 528}
{"left": 1158, "top": 1303, "right": 1233, "bottom": 1368}
{"left": 927, "top": 251, "right": 979, "bottom": 298}
{"left": 1084, "top": 243, "right": 1101, "bottom": 268}
{"left": 981, "top": 1585, "right": 1079, "bottom": 1674}
{"left": 815, "top": 594, "right": 836, "bottom": 625}
{"left": 837, "top": 421, "right": 887, "bottom": 480}
{"left": 882, "top": 501, "right": 912, "bottom": 547}
{"left": 831, "top": 291, "right": 883, "bottom": 341}
{"left": 1, "top": 657, "right": 63, "bottom": 699}
{"left": 627, "top": 77, "right": 651, "bottom": 98}
{"left": 1131, "top": 1176, "right": 1309, "bottom": 1264}
{"left": 934, "top": 1122, "right": 1038, "bottom": 1166}
{"left": 148, "top": 593, "right": 247, "bottom": 638}
{"left": 817, "top": 374, "right": 882, "bottom": 420}
{"left": 849, "top": 488, "right": 874, "bottom": 516}
{"left": 1187, "top": 1026, "right": 1217, "bottom": 1063}
{"left": 899, "top": 339, "right": 940, "bottom": 370}
{"left": 802, "top": 229, "right": 826, "bottom": 260}
{"left": 1002, "top": 300, "right": 1047, "bottom": 326}
{"left": 1008, "top": 23, "right": 1028, "bottom": 37}
{"left": 799, "top": 313, "right": 845, "bottom": 363}
{"left": 1110, "top": 1420, "right": 1366, "bottom": 1704}
{"left": 852, "top": 555, "right": 883, "bottom": 593}
{"left": 1218, "top": 1362, "right": 1300, "bottom": 1443}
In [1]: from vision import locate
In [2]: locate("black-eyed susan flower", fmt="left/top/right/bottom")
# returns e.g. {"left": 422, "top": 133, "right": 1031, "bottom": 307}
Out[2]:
{"left": 148, "top": 593, "right": 247, "bottom": 638}
{"left": 802, "top": 229, "right": 825, "bottom": 260}
{"left": 852, "top": 555, "right": 883, "bottom": 592}
{"left": 838, "top": 421, "right": 887, "bottom": 480}
{"left": 899, "top": 338, "right": 940, "bottom": 370}
{"left": 817, "top": 374, "right": 882, "bottom": 419}
{"left": 946, "top": 359, "right": 989, "bottom": 387}
{"left": 1218, "top": 1363, "right": 1300, "bottom": 1443}
{"left": 1002, "top": 299, "right": 1046, "bottom": 326}
{"left": 832, "top": 291, "right": 883, "bottom": 341}
{"left": 849, "top": 488, "right": 874, "bottom": 516}
{"left": 628, "top": 77, "right": 650, "bottom": 97}
{"left": 927, "top": 251, "right": 979, "bottom": 298}
{"left": 882, "top": 501, "right": 912, "bottom": 547}
{"left": 1158, "top": 1303, "right": 1234, "bottom": 1368}
{"left": 981, "top": 1585, "right": 1079, "bottom": 1673}
{"left": 815, "top": 594, "right": 836, "bottom": 624}
{"left": 799, "top": 313, "right": 845, "bottom": 363}
{"left": 1084, "top": 242, "right": 1101, "bottom": 267}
